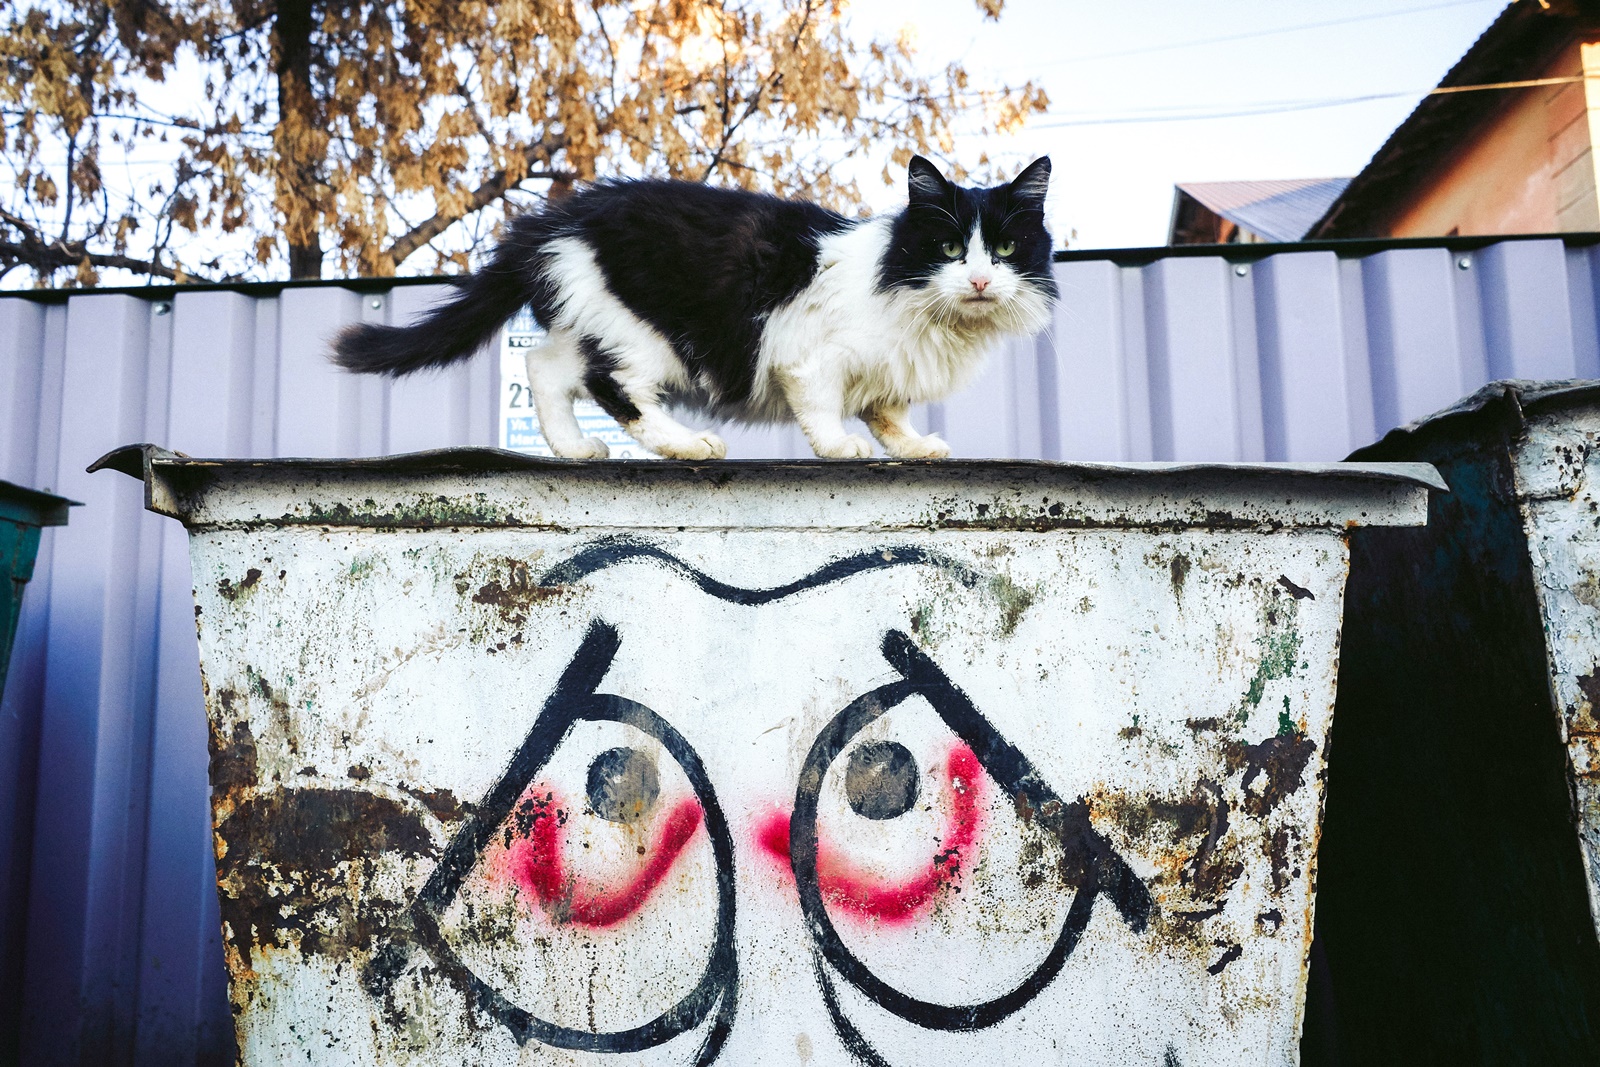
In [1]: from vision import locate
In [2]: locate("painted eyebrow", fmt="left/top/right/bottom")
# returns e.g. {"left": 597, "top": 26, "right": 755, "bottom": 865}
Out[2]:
{"left": 536, "top": 536, "right": 992, "bottom": 605}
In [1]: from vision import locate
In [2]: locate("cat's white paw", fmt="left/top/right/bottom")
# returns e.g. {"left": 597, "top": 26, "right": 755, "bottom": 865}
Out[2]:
{"left": 815, "top": 434, "right": 874, "bottom": 459}
{"left": 657, "top": 432, "right": 727, "bottom": 461}
{"left": 557, "top": 437, "right": 610, "bottom": 459}
{"left": 888, "top": 434, "right": 952, "bottom": 460}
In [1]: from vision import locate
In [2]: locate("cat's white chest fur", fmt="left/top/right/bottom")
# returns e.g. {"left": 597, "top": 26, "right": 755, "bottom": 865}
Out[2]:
{"left": 751, "top": 217, "right": 1053, "bottom": 455}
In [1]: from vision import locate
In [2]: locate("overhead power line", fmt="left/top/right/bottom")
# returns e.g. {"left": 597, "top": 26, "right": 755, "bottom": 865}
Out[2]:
{"left": 1040, "top": 0, "right": 1500, "bottom": 67}
{"left": 1026, "top": 73, "right": 1592, "bottom": 129}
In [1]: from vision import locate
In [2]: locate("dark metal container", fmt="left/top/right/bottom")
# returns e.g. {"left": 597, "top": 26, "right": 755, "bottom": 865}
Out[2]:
{"left": 0, "top": 480, "right": 72, "bottom": 697}
{"left": 1306, "top": 380, "right": 1600, "bottom": 1064}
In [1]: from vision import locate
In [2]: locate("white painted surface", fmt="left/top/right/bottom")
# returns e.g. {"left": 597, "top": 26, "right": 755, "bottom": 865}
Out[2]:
{"left": 1513, "top": 400, "right": 1600, "bottom": 934}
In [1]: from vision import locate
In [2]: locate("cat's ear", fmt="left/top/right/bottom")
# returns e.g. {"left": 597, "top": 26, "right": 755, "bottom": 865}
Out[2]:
{"left": 907, "top": 155, "right": 952, "bottom": 202}
{"left": 1009, "top": 156, "right": 1052, "bottom": 205}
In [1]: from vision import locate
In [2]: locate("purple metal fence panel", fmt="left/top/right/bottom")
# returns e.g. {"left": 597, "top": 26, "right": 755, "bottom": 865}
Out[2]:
{"left": 2, "top": 236, "right": 1599, "bottom": 1064}
{"left": 1046, "top": 259, "right": 1128, "bottom": 460}
{"left": 0, "top": 297, "right": 61, "bottom": 1062}
{"left": 1478, "top": 239, "right": 1580, "bottom": 382}
{"left": 0, "top": 285, "right": 497, "bottom": 1066}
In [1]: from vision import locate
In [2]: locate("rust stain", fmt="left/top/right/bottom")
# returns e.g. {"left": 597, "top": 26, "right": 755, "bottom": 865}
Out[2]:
{"left": 1233, "top": 730, "right": 1317, "bottom": 819}
{"left": 215, "top": 787, "right": 436, "bottom": 975}
{"left": 1093, "top": 784, "right": 1220, "bottom": 878}
{"left": 1088, "top": 780, "right": 1244, "bottom": 964}
{"left": 1576, "top": 670, "right": 1600, "bottom": 732}
{"left": 1186, "top": 782, "right": 1243, "bottom": 899}
{"left": 400, "top": 784, "right": 472, "bottom": 823}
{"left": 207, "top": 712, "right": 258, "bottom": 796}
{"left": 1170, "top": 554, "right": 1191, "bottom": 600}
{"left": 1266, "top": 827, "right": 1294, "bottom": 894}
{"left": 467, "top": 557, "right": 571, "bottom": 627}
{"left": 217, "top": 567, "right": 262, "bottom": 601}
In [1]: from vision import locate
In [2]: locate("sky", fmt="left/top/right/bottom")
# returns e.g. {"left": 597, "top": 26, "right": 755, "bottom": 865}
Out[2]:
{"left": 848, "top": 0, "right": 1509, "bottom": 248}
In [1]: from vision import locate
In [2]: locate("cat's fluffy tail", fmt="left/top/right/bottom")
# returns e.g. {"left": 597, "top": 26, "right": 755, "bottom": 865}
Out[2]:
{"left": 331, "top": 232, "right": 543, "bottom": 376}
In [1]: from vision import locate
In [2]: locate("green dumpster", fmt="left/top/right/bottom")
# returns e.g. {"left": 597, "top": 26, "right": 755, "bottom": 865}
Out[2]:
{"left": 0, "top": 480, "right": 74, "bottom": 698}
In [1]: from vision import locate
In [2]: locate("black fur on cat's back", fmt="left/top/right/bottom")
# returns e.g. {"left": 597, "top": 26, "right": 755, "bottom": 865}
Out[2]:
{"left": 333, "top": 181, "right": 852, "bottom": 402}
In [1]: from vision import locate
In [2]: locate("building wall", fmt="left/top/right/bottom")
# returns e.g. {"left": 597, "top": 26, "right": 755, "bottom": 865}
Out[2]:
{"left": 2, "top": 235, "right": 1599, "bottom": 1065}
{"left": 1385, "top": 40, "right": 1600, "bottom": 236}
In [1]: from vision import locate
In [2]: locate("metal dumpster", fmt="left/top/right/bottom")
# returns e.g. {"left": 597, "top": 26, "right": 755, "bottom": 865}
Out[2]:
{"left": 95, "top": 445, "right": 1439, "bottom": 1066}
{"left": 1305, "top": 380, "right": 1600, "bottom": 1064}
{"left": 0, "top": 480, "right": 74, "bottom": 1067}
{"left": 0, "top": 480, "right": 73, "bottom": 697}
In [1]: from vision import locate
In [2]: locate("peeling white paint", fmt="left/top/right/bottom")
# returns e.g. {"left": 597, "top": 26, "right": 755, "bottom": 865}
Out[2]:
{"left": 1513, "top": 401, "right": 1600, "bottom": 936}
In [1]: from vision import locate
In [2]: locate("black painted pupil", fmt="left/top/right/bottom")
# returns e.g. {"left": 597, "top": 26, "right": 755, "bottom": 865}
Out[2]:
{"left": 586, "top": 746, "right": 660, "bottom": 824}
{"left": 844, "top": 741, "right": 920, "bottom": 821}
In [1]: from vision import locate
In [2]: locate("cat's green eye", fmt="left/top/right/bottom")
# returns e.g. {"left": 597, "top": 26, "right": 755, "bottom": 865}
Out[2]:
{"left": 995, "top": 239, "right": 1017, "bottom": 257}
{"left": 941, "top": 240, "right": 963, "bottom": 259}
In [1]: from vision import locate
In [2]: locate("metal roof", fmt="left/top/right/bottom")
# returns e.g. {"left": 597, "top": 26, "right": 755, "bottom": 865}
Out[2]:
{"left": 1175, "top": 179, "right": 1353, "bottom": 242}
{"left": 1311, "top": 1, "right": 1598, "bottom": 237}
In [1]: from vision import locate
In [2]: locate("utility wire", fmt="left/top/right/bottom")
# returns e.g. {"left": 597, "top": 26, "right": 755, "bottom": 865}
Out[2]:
{"left": 1026, "top": 73, "right": 1590, "bottom": 129}
{"left": 1039, "top": 0, "right": 1500, "bottom": 67}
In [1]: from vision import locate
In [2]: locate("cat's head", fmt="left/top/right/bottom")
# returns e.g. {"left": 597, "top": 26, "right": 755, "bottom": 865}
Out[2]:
{"left": 879, "top": 156, "right": 1058, "bottom": 333}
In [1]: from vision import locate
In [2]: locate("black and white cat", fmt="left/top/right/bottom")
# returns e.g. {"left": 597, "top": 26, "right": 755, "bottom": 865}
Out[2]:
{"left": 333, "top": 156, "right": 1057, "bottom": 460}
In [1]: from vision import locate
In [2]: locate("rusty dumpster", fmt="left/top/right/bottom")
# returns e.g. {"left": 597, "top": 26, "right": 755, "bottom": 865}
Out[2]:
{"left": 1306, "top": 380, "right": 1600, "bottom": 1064}
{"left": 95, "top": 445, "right": 1439, "bottom": 1066}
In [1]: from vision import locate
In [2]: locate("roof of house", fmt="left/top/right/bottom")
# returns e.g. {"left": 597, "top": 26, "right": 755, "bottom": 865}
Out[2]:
{"left": 1309, "top": 0, "right": 1600, "bottom": 238}
{"left": 1174, "top": 178, "right": 1353, "bottom": 242}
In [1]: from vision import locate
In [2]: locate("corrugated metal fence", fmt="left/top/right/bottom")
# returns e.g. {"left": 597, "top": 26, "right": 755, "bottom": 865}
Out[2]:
{"left": 2, "top": 233, "right": 1597, "bottom": 1065}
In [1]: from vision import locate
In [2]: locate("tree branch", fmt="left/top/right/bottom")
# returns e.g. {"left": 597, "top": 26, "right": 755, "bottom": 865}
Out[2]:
{"left": 700, "top": 0, "right": 817, "bottom": 181}
{"left": 381, "top": 138, "right": 571, "bottom": 268}
{"left": 0, "top": 239, "right": 188, "bottom": 282}
{"left": 1, "top": 206, "right": 196, "bottom": 282}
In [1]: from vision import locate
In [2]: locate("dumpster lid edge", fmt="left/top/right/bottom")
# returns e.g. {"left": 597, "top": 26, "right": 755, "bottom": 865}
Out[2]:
{"left": 90, "top": 442, "right": 1446, "bottom": 492}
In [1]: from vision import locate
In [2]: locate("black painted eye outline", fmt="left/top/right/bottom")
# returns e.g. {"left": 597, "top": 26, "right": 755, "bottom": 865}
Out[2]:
{"left": 791, "top": 630, "right": 1153, "bottom": 1034}
{"left": 408, "top": 621, "right": 738, "bottom": 1063}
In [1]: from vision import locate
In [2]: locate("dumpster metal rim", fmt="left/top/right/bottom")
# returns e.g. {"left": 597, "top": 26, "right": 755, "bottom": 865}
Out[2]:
{"left": 90, "top": 441, "right": 1448, "bottom": 492}
{"left": 1352, "top": 378, "right": 1600, "bottom": 460}
{"left": 90, "top": 443, "right": 1443, "bottom": 533}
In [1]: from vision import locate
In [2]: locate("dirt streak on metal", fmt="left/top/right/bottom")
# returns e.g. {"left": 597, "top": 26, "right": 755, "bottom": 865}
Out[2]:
{"left": 1082, "top": 713, "right": 1319, "bottom": 968}
{"left": 202, "top": 694, "right": 474, "bottom": 1021}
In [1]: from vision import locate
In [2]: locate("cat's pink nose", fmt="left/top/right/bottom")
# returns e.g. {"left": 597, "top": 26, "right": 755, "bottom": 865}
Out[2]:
{"left": 970, "top": 276, "right": 991, "bottom": 293}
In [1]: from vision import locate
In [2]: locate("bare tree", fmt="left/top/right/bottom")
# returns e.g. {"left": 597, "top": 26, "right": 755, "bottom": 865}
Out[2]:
{"left": 1, "top": 0, "right": 1045, "bottom": 285}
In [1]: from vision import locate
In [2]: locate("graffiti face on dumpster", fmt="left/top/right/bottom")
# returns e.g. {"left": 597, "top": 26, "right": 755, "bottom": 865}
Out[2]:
{"left": 401, "top": 540, "right": 1153, "bottom": 1064}
{"left": 201, "top": 519, "right": 1349, "bottom": 1066}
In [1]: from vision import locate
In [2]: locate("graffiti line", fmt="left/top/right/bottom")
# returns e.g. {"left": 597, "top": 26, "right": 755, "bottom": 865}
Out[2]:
{"left": 538, "top": 536, "right": 988, "bottom": 604}
{"left": 409, "top": 621, "right": 740, "bottom": 1058}
{"left": 813, "top": 950, "right": 895, "bottom": 1067}
{"left": 792, "top": 630, "right": 1152, "bottom": 1036}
